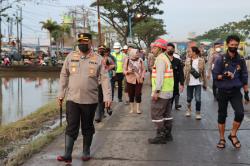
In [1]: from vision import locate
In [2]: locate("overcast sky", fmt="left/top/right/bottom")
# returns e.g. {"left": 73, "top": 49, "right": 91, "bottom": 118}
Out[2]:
{"left": 2, "top": 0, "right": 250, "bottom": 44}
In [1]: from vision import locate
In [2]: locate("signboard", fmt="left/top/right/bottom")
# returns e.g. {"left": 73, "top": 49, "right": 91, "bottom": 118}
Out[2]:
{"left": 62, "top": 15, "right": 73, "bottom": 24}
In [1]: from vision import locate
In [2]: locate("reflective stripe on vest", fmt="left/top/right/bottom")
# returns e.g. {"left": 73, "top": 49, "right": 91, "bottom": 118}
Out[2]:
{"left": 113, "top": 53, "right": 124, "bottom": 73}
{"left": 151, "top": 53, "right": 174, "bottom": 93}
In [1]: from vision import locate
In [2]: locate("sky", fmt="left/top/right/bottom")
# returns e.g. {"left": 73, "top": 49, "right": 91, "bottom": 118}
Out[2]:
{"left": 1, "top": 0, "right": 250, "bottom": 44}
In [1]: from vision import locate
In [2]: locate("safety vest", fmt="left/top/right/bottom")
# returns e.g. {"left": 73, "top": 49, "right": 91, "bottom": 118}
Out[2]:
{"left": 152, "top": 53, "right": 174, "bottom": 93}
{"left": 112, "top": 52, "right": 124, "bottom": 73}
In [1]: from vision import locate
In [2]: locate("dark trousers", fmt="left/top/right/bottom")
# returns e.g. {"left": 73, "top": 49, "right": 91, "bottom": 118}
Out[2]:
{"left": 217, "top": 88, "right": 244, "bottom": 124}
{"left": 65, "top": 101, "right": 97, "bottom": 140}
{"left": 127, "top": 82, "right": 143, "bottom": 103}
{"left": 95, "top": 85, "right": 105, "bottom": 120}
{"left": 171, "top": 81, "right": 180, "bottom": 107}
{"left": 111, "top": 73, "right": 124, "bottom": 100}
{"left": 187, "top": 85, "right": 201, "bottom": 112}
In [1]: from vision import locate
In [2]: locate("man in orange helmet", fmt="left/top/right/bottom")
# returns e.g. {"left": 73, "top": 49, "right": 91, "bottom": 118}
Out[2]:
{"left": 148, "top": 39, "right": 174, "bottom": 144}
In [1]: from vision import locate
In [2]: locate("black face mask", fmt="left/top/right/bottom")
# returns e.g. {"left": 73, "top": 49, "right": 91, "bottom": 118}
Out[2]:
{"left": 100, "top": 51, "right": 105, "bottom": 56}
{"left": 78, "top": 44, "right": 89, "bottom": 53}
{"left": 167, "top": 51, "right": 174, "bottom": 56}
{"left": 228, "top": 47, "right": 238, "bottom": 53}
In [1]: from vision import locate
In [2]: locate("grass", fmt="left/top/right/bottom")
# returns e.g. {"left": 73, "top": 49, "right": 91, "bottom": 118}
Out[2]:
{"left": 5, "top": 125, "right": 65, "bottom": 166}
{"left": 0, "top": 100, "right": 65, "bottom": 152}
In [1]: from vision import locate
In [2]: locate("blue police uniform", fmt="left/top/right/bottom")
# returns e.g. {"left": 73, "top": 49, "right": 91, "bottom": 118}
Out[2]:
{"left": 213, "top": 52, "right": 248, "bottom": 124}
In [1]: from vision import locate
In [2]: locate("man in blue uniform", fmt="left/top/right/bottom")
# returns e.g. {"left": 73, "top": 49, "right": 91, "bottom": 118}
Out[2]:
{"left": 213, "top": 35, "right": 249, "bottom": 149}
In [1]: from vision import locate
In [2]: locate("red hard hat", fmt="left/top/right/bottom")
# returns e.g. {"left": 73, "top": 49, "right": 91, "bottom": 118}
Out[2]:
{"left": 150, "top": 38, "right": 168, "bottom": 49}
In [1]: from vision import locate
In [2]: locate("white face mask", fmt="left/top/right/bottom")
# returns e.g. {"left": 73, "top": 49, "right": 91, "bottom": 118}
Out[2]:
{"left": 215, "top": 47, "right": 222, "bottom": 53}
{"left": 114, "top": 49, "right": 120, "bottom": 53}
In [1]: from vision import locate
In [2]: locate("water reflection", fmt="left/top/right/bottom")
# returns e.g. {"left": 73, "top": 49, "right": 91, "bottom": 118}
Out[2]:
{"left": 0, "top": 72, "right": 59, "bottom": 125}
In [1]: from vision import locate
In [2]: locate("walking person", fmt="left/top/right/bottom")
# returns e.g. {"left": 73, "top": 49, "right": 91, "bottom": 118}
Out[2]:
{"left": 57, "top": 33, "right": 112, "bottom": 164}
{"left": 166, "top": 43, "right": 184, "bottom": 110}
{"left": 112, "top": 42, "right": 125, "bottom": 102}
{"left": 95, "top": 45, "right": 115, "bottom": 123}
{"left": 123, "top": 48, "right": 146, "bottom": 114}
{"left": 213, "top": 35, "right": 249, "bottom": 149}
{"left": 207, "top": 41, "right": 224, "bottom": 100}
{"left": 148, "top": 39, "right": 174, "bottom": 144}
{"left": 184, "top": 46, "right": 207, "bottom": 120}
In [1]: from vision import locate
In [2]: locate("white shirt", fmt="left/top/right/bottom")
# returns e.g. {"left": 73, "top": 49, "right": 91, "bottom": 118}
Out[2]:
{"left": 189, "top": 58, "right": 202, "bottom": 86}
{"left": 173, "top": 53, "right": 181, "bottom": 60}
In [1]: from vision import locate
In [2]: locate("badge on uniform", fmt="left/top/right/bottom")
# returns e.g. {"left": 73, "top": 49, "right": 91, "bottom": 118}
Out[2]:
{"left": 88, "top": 66, "right": 96, "bottom": 77}
{"left": 72, "top": 67, "right": 76, "bottom": 72}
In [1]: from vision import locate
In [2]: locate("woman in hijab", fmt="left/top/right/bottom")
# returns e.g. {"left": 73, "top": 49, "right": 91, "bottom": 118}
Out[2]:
{"left": 123, "top": 48, "right": 146, "bottom": 114}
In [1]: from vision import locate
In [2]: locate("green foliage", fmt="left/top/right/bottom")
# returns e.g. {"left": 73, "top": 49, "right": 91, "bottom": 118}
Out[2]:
{"left": 192, "top": 15, "right": 250, "bottom": 42}
{"left": 133, "top": 17, "right": 166, "bottom": 48}
{"left": 91, "top": 0, "right": 164, "bottom": 43}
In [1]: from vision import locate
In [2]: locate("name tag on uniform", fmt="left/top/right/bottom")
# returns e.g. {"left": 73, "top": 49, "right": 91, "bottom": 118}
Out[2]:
{"left": 89, "top": 61, "right": 98, "bottom": 65}
{"left": 71, "top": 60, "right": 79, "bottom": 62}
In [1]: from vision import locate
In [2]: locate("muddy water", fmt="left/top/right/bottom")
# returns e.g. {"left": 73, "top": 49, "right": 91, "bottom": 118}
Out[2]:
{"left": 0, "top": 72, "right": 60, "bottom": 125}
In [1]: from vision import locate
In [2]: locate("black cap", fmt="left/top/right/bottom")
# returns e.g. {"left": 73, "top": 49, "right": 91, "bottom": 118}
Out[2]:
{"left": 77, "top": 33, "right": 92, "bottom": 41}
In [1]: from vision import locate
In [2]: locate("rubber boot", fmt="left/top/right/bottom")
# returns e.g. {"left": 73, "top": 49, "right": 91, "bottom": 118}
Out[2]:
{"left": 57, "top": 135, "right": 74, "bottom": 164}
{"left": 148, "top": 129, "right": 167, "bottom": 144}
{"left": 136, "top": 103, "right": 142, "bottom": 114}
{"left": 129, "top": 103, "right": 134, "bottom": 113}
{"left": 165, "top": 126, "right": 173, "bottom": 142}
{"left": 82, "top": 134, "right": 93, "bottom": 161}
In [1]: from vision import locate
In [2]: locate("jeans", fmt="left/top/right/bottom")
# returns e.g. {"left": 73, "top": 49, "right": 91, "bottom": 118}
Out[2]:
{"left": 187, "top": 85, "right": 201, "bottom": 112}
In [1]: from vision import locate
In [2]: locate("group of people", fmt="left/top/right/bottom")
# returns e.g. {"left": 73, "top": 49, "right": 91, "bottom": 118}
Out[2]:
{"left": 56, "top": 33, "right": 249, "bottom": 164}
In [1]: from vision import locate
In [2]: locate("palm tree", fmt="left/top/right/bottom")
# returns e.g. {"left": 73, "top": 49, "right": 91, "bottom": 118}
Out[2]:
{"left": 40, "top": 19, "right": 58, "bottom": 51}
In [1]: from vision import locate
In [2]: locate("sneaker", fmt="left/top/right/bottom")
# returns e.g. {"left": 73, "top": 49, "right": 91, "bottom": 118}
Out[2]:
{"left": 185, "top": 111, "right": 191, "bottom": 117}
{"left": 175, "top": 105, "right": 182, "bottom": 110}
{"left": 148, "top": 136, "right": 167, "bottom": 144}
{"left": 196, "top": 113, "right": 202, "bottom": 120}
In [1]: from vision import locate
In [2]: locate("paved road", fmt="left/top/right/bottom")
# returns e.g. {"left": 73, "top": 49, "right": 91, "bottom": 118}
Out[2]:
{"left": 24, "top": 78, "right": 250, "bottom": 166}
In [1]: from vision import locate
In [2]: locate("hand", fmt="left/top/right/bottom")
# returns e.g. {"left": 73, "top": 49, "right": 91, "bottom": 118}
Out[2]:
{"left": 203, "top": 85, "right": 207, "bottom": 90}
{"left": 218, "top": 75, "right": 223, "bottom": 80}
{"left": 207, "top": 74, "right": 211, "bottom": 80}
{"left": 152, "top": 92, "right": 159, "bottom": 101}
{"left": 224, "top": 71, "right": 234, "bottom": 79}
{"left": 140, "top": 77, "right": 144, "bottom": 83}
{"left": 244, "top": 91, "right": 249, "bottom": 103}
{"left": 58, "top": 97, "right": 63, "bottom": 107}
{"left": 105, "top": 101, "right": 112, "bottom": 108}
{"left": 179, "top": 85, "right": 184, "bottom": 93}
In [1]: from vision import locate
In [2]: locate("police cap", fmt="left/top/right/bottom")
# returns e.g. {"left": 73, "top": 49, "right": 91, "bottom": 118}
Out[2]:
{"left": 77, "top": 33, "right": 92, "bottom": 42}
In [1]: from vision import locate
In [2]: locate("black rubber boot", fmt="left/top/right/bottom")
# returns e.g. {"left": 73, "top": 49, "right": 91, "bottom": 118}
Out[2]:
{"left": 165, "top": 128, "right": 173, "bottom": 142}
{"left": 82, "top": 134, "right": 93, "bottom": 161}
{"left": 57, "top": 135, "right": 74, "bottom": 164}
{"left": 148, "top": 129, "right": 166, "bottom": 144}
{"left": 165, "top": 122, "right": 173, "bottom": 141}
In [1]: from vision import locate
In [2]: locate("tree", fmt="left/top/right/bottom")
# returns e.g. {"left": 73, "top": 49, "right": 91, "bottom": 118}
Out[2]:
{"left": 40, "top": 19, "right": 58, "bottom": 49}
{"left": 191, "top": 16, "right": 250, "bottom": 42}
{"left": 91, "top": 0, "right": 164, "bottom": 43}
{"left": 133, "top": 17, "right": 166, "bottom": 48}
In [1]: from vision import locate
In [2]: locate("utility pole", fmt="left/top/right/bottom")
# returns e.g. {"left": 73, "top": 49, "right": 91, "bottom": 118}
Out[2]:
{"left": 16, "top": 11, "right": 20, "bottom": 55}
{"left": 97, "top": 0, "right": 102, "bottom": 44}
{"left": 20, "top": 7, "right": 22, "bottom": 57}
{"left": 0, "top": 0, "right": 2, "bottom": 55}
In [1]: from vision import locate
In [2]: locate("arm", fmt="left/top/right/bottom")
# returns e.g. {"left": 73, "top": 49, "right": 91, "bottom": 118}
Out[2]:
{"left": 241, "top": 59, "right": 248, "bottom": 92}
{"left": 123, "top": 57, "right": 129, "bottom": 75}
{"left": 58, "top": 55, "right": 70, "bottom": 100}
{"left": 202, "top": 59, "right": 207, "bottom": 88}
{"left": 100, "top": 63, "right": 112, "bottom": 103}
{"left": 212, "top": 56, "right": 223, "bottom": 80}
{"left": 178, "top": 59, "right": 184, "bottom": 86}
{"left": 207, "top": 54, "right": 214, "bottom": 78}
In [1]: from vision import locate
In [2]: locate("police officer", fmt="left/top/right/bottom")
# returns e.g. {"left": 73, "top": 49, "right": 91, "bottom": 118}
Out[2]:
{"left": 213, "top": 35, "right": 249, "bottom": 149}
{"left": 57, "top": 33, "right": 112, "bottom": 163}
{"left": 148, "top": 39, "right": 174, "bottom": 144}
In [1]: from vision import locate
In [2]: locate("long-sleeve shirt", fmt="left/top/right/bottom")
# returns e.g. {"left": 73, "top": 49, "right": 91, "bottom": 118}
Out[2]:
{"left": 213, "top": 52, "right": 248, "bottom": 90}
{"left": 58, "top": 50, "right": 112, "bottom": 104}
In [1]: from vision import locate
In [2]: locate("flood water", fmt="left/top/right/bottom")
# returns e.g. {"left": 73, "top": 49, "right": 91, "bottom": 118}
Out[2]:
{"left": 0, "top": 72, "right": 59, "bottom": 126}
